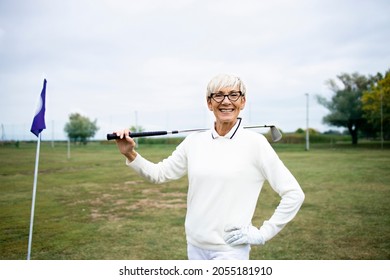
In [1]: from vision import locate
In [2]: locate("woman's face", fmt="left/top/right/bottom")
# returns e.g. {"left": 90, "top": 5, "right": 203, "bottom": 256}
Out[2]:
{"left": 207, "top": 86, "right": 246, "bottom": 126}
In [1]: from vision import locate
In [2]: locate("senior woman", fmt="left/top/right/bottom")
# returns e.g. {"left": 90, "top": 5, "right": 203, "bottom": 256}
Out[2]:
{"left": 114, "top": 74, "right": 305, "bottom": 260}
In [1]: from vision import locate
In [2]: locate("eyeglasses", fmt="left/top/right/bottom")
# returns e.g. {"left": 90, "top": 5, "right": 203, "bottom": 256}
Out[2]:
{"left": 209, "top": 91, "right": 243, "bottom": 103}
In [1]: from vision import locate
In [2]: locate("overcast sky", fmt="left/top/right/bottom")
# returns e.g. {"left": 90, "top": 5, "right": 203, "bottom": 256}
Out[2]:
{"left": 1, "top": 0, "right": 389, "bottom": 140}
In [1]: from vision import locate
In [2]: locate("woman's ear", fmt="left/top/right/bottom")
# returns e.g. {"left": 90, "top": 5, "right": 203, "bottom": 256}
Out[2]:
{"left": 240, "top": 96, "right": 246, "bottom": 110}
{"left": 207, "top": 98, "right": 213, "bottom": 111}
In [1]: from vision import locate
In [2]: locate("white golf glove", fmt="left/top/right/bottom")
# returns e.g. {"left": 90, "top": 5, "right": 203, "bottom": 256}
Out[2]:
{"left": 224, "top": 225, "right": 265, "bottom": 246}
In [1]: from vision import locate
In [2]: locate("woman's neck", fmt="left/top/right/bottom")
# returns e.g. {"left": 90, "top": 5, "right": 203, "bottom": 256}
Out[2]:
{"left": 215, "top": 119, "right": 237, "bottom": 136}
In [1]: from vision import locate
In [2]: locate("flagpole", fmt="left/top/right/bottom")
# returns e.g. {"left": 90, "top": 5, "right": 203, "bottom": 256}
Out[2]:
{"left": 28, "top": 78, "right": 47, "bottom": 260}
{"left": 27, "top": 133, "right": 42, "bottom": 260}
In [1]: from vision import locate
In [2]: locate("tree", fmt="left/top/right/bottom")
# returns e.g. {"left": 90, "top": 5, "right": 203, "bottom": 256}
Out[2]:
{"left": 316, "top": 72, "right": 373, "bottom": 145}
{"left": 129, "top": 125, "right": 144, "bottom": 133}
{"left": 362, "top": 71, "right": 390, "bottom": 140}
{"left": 64, "top": 113, "right": 99, "bottom": 144}
{"left": 295, "top": 128, "right": 319, "bottom": 135}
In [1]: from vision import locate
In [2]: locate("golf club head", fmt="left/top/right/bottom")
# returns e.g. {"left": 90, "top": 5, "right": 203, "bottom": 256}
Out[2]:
{"left": 270, "top": 126, "right": 282, "bottom": 142}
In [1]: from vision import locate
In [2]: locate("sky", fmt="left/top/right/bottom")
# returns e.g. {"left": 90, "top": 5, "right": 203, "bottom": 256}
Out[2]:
{"left": 0, "top": 0, "right": 389, "bottom": 140}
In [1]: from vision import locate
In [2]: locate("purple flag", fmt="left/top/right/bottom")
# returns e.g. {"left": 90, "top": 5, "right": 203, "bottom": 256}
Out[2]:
{"left": 30, "top": 79, "right": 47, "bottom": 137}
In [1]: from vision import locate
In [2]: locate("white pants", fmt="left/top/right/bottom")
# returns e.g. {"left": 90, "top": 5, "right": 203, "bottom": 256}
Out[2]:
{"left": 187, "top": 243, "right": 251, "bottom": 260}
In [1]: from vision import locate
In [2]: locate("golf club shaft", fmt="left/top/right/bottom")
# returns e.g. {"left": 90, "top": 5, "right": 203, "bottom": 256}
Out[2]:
{"left": 107, "top": 130, "right": 179, "bottom": 140}
{"left": 107, "top": 125, "right": 282, "bottom": 141}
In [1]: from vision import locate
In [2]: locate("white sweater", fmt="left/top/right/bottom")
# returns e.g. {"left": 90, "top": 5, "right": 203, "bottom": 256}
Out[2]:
{"left": 127, "top": 120, "right": 305, "bottom": 251}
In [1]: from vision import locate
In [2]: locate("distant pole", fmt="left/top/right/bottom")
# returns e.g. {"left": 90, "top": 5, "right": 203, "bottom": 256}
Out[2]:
{"left": 381, "top": 91, "right": 384, "bottom": 149}
{"left": 51, "top": 120, "right": 55, "bottom": 148}
{"left": 1, "top": 124, "right": 5, "bottom": 141}
{"left": 67, "top": 138, "right": 71, "bottom": 159}
{"left": 305, "top": 93, "right": 310, "bottom": 151}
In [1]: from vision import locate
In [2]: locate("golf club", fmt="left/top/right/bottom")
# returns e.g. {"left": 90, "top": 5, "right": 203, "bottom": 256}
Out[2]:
{"left": 107, "top": 125, "right": 282, "bottom": 142}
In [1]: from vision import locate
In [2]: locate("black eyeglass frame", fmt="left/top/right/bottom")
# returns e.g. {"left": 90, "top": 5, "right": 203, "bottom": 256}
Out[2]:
{"left": 209, "top": 91, "right": 243, "bottom": 103}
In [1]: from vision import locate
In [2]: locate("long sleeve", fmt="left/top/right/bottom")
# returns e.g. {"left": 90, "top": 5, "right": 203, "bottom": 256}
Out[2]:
{"left": 126, "top": 140, "right": 188, "bottom": 184}
{"left": 257, "top": 138, "right": 305, "bottom": 242}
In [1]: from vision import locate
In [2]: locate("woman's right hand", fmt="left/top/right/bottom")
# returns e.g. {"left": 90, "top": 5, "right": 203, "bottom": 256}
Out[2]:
{"left": 114, "top": 129, "right": 138, "bottom": 162}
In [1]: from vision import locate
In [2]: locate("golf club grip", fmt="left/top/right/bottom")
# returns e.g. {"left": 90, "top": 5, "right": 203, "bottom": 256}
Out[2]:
{"left": 107, "top": 131, "right": 168, "bottom": 140}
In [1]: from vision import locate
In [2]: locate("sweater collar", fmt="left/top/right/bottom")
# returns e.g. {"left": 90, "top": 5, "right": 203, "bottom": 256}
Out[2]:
{"left": 211, "top": 118, "right": 242, "bottom": 139}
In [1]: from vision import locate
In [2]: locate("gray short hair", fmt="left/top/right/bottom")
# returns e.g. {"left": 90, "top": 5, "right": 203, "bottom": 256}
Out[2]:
{"left": 206, "top": 74, "right": 247, "bottom": 98}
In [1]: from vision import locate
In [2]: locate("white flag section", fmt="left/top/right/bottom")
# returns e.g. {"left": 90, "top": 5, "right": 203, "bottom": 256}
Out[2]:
{"left": 27, "top": 79, "right": 47, "bottom": 260}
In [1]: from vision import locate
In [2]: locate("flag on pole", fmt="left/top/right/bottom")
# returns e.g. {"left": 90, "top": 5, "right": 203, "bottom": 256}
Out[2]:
{"left": 27, "top": 79, "right": 47, "bottom": 260}
{"left": 30, "top": 79, "right": 47, "bottom": 137}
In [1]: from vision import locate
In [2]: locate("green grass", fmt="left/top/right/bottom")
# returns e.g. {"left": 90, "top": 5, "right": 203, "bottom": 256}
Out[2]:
{"left": 0, "top": 141, "right": 389, "bottom": 260}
